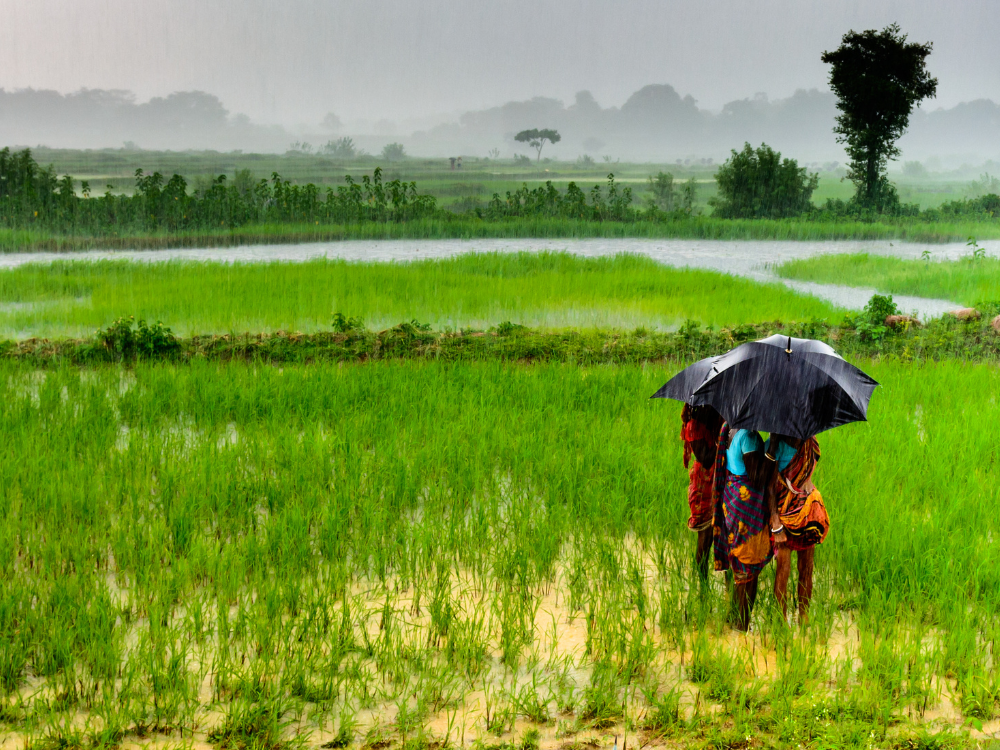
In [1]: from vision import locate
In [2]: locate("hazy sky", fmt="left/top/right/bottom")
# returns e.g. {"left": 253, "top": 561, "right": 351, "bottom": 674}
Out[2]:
{"left": 1, "top": 0, "right": 996, "bottom": 128}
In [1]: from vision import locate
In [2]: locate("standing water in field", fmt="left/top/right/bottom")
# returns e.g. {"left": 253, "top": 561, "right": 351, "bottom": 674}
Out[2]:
{"left": 0, "top": 237, "right": 981, "bottom": 318}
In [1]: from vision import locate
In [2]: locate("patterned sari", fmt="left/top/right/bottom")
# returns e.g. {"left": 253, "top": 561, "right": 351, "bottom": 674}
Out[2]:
{"left": 774, "top": 437, "right": 830, "bottom": 551}
{"left": 711, "top": 424, "right": 773, "bottom": 583}
{"left": 681, "top": 405, "right": 717, "bottom": 531}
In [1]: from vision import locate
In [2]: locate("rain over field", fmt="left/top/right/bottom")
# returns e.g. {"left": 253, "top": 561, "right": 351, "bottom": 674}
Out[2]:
{"left": 1, "top": 2, "right": 1000, "bottom": 748}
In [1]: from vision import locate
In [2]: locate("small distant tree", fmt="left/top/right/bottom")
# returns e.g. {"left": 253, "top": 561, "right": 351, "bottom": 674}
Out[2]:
{"left": 647, "top": 171, "right": 675, "bottom": 211}
{"left": 822, "top": 24, "right": 937, "bottom": 212}
{"left": 321, "top": 112, "right": 343, "bottom": 132}
{"left": 710, "top": 143, "right": 818, "bottom": 219}
{"left": 966, "top": 172, "right": 1000, "bottom": 198}
{"left": 381, "top": 142, "right": 406, "bottom": 162}
{"left": 321, "top": 137, "right": 357, "bottom": 159}
{"left": 680, "top": 177, "right": 698, "bottom": 215}
{"left": 233, "top": 168, "right": 255, "bottom": 197}
{"left": 514, "top": 129, "right": 561, "bottom": 162}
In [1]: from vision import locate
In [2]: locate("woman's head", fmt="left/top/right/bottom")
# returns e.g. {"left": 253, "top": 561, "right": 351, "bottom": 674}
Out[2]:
{"left": 689, "top": 405, "right": 723, "bottom": 430}
{"left": 773, "top": 433, "right": 804, "bottom": 449}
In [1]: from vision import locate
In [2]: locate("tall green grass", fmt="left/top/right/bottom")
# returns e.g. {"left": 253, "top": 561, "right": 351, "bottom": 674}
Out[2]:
{"left": 0, "top": 252, "right": 840, "bottom": 338}
{"left": 2, "top": 215, "right": 999, "bottom": 253}
{"left": 0, "top": 359, "right": 992, "bottom": 747}
{"left": 778, "top": 252, "right": 1000, "bottom": 307}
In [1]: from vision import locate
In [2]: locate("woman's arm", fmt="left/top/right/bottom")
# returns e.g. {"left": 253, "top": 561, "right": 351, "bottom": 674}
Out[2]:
{"left": 764, "top": 452, "right": 787, "bottom": 543}
{"left": 799, "top": 440, "right": 819, "bottom": 493}
{"left": 747, "top": 450, "right": 786, "bottom": 543}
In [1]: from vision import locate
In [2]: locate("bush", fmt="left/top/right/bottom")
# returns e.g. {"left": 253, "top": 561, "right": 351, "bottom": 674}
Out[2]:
{"left": 331, "top": 312, "right": 364, "bottom": 334}
{"left": 320, "top": 137, "right": 357, "bottom": 160}
{"left": 97, "top": 316, "right": 179, "bottom": 359}
{"left": 863, "top": 293, "right": 900, "bottom": 323}
{"left": 380, "top": 143, "right": 406, "bottom": 162}
{"left": 710, "top": 143, "right": 818, "bottom": 219}
{"left": 647, "top": 171, "right": 675, "bottom": 212}
{"left": 481, "top": 174, "right": 633, "bottom": 222}
{"left": 853, "top": 293, "right": 900, "bottom": 344}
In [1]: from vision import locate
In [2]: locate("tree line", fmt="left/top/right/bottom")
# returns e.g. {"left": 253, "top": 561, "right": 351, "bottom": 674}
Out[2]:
{"left": 1, "top": 144, "right": 997, "bottom": 237}
{"left": 0, "top": 150, "right": 437, "bottom": 232}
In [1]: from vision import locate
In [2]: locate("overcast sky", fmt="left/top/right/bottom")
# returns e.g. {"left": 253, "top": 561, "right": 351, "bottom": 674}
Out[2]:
{"left": 0, "top": 0, "right": 996, "bottom": 128}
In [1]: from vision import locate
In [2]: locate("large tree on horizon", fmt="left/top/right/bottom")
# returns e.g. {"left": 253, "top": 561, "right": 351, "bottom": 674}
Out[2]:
{"left": 822, "top": 24, "right": 937, "bottom": 212}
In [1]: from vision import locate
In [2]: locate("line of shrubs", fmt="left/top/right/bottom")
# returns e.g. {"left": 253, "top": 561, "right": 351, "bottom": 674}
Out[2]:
{"left": 1, "top": 145, "right": 996, "bottom": 233}
{"left": 6, "top": 297, "right": 1000, "bottom": 366}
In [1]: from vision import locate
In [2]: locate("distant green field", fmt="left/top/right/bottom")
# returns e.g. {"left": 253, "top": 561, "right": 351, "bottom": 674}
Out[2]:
{"left": 0, "top": 252, "right": 840, "bottom": 339}
{"left": 777, "top": 252, "right": 1000, "bottom": 307}
{"left": 32, "top": 147, "right": 724, "bottom": 209}
{"left": 29, "top": 147, "right": 981, "bottom": 213}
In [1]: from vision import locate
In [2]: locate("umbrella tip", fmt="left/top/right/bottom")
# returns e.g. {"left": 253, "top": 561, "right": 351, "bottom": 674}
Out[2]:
{"left": 785, "top": 335, "right": 792, "bottom": 355}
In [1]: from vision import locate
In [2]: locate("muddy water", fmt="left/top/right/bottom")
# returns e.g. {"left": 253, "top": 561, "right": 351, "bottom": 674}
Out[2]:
{"left": 2, "top": 237, "right": 988, "bottom": 318}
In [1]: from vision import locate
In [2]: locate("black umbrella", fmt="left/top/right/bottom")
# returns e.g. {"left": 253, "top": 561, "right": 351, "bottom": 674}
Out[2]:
{"left": 649, "top": 355, "right": 716, "bottom": 404}
{"left": 653, "top": 335, "right": 878, "bottom": 439}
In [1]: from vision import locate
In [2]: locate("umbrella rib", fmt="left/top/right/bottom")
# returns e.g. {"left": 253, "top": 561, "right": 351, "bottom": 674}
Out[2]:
{"left": 734, "top": 363, "right": 769, "bottom": 425}
{"left": 798, "top": 356, "right": 876, "bottom": 414}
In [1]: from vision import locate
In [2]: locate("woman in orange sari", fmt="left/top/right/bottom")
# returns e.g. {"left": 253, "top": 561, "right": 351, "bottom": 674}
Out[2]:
{"left": 680, "top": 405, "right": 723, "bottom": 579}
{"left": 766, "top": 434, "right": 829, "bottom": 623}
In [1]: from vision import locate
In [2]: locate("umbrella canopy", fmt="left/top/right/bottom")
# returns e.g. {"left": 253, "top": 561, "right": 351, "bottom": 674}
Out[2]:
{"left": 653, "top": 335, "right": 878, "bottom": 439}
{"left": 650, "top": 355, "right": 716, "bottom": 404}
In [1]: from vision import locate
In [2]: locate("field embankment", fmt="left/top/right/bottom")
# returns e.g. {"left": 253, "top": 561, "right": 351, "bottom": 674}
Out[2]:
{"left": 6, "top": 311, "right": 1000, "bottom": 368}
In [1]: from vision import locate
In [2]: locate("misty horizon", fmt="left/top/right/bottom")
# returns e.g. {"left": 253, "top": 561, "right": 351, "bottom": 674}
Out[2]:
{"left": 2, "top": 82, "right": 998, "bottom": 168}
{"left": 1, "top": 1, "right": 997, "bottom": 123}
{"left": 1, "top": 1, "right": 998, "bottom": 164}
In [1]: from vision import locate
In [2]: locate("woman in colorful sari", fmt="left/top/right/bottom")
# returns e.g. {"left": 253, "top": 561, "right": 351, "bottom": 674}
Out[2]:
{"left": 680, "top": 404, "right": 723, "bottom": 579}
{"left": 712, "top": 424, "right": 772, "bottom": 631}
{"left": 766, "top": 434, "right": 828, "bottom": 624}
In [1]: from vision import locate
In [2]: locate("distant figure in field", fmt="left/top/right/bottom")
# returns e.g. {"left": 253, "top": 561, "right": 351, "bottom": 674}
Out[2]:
{"left": 712, "top": 424, "right": 772, "bottom": 631}
{"left": 680, "top": 404, "right": 724, "bottom": 579}
{"left": 449, "top": 157, "right": 457, "bottom": 170}
{"left": 456, "top": 156, "right": 463, "bottom": 169}
{"left": 766, "top": 434, "right": 828, "bottom": 624}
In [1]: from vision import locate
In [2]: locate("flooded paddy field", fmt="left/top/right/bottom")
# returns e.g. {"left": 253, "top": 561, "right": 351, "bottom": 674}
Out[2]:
{"left": 0, "top": 237, "right": 982, "bottom": 318}
{"left": 2, "top": 359, "right": 999, "bottom": 748}
{"left": 0, "top": 239, "right": 996, "bottom": 749}
{"left": 0, "top": 238, "right": 984, "bottom": 341}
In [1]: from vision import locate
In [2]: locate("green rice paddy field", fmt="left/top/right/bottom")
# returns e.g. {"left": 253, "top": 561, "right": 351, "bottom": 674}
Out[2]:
{"left": 1, "top": 252, "right": 999, "bottom": 750}
{"left": 0, "top": 253, "right": 838, "bottom": 339}
{"left": 778, "top": 253, "right": 1000, "bottom": 309}
{"left": 6, "top": 216, "right": 1000, "bottom": 255}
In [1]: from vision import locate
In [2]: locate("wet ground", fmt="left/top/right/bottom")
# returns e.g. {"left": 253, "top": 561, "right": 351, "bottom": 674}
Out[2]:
{"left": 3, "top": 237, "right": 990, "bottom": 318}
